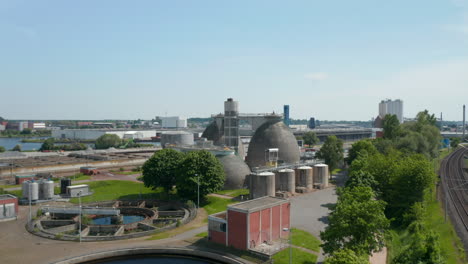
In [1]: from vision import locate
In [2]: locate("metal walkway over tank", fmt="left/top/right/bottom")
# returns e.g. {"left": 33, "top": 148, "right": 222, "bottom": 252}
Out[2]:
{"left": 42, "top": 207, "right": 120, "bottom": 215}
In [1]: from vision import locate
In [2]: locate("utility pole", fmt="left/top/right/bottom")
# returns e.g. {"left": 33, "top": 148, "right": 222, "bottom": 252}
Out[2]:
{"left": 78, "top": 191, "right": 82, "bottom": 243}
{"left": 196, "top": 174, "right": 200, "bottom": 209}
{"left": 463, "top": 105, "right": 466, "bottom": 141}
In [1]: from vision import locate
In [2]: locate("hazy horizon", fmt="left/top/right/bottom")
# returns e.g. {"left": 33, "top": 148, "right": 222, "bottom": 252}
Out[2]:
{"left": 1, "top": 1, "right": 467, "bottom": 121}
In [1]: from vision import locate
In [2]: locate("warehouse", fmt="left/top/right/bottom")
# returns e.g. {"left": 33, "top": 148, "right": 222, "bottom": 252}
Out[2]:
{"left": 208, "top": 196, "right": 290, "bottom": 251}
{"left": 0, "top": 194, "right": 18, "bottom": 222}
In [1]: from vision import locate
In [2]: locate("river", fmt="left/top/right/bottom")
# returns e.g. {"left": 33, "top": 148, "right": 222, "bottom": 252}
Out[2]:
{"left": 0, "top": 137, "right": 47, "bottom": 151}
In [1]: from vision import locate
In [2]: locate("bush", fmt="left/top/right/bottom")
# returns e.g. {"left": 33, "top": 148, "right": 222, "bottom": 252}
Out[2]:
{"left": 0, "top": 146, "right": 5, "bottom": 153}
{"left": 119, "top": 167, "right": 125, "bottom": 172}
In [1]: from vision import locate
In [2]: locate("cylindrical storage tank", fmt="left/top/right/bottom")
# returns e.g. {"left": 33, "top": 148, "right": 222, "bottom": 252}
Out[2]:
{"left": 278, "top": 169, "right": 295, "bottom": 193}
{"left": 22, "top": 181, "right": 29, "bottom": 199}
{"left": 41, "top": 180, "right": 54, "bottom": 199}
{"left": 29, "top": 181, "right": 39, "bottom": 200}
{"left": 60, "top": 178, "right": 71, "bottom": 194}
{"left": 249, "top": 172, "right": 275, "bottom": 199}
{"left": 160, "top": 131, "right": 194, "bottom": 147}
{"left": 314, "top": 164, "right": 329, "bottom": 187}
{"left": 297, "top": 166, "right": 313, "bottom": 190}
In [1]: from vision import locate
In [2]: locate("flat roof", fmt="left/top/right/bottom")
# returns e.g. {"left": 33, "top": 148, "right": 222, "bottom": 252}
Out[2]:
{"left": 0, "top": 194, "right": 17, "bottom": 200}
{"left": 15, "top": 175, "right": 35, "bottom": 178}
{"left": 67, "top": 184, "right": 89, "bottom": 189}
{"left": 228, "top": 196, "right": 288, "bottom": 213}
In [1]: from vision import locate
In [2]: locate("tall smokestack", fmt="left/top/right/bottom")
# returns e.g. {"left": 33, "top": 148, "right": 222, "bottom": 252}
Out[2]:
{"left": 463, "top": 105, "right": 466, "bottom": 141}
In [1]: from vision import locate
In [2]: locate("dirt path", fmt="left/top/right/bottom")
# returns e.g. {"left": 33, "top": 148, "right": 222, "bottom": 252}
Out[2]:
{"left": 369, "top": 247, "right": 387, "bottom": 264}
{"left": 208, "top": 193, "right": 233, "bottom": 199}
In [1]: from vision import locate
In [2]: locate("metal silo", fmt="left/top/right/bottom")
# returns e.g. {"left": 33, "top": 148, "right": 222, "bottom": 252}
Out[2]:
{"left": 60, "top": 178, "right": 71, "bottom": 194}
{"left": 314, "top": 164, "right": 329, "bottom": 188}
{"left": 22, "top": 181, "right": 29, "bottom": 199}
{"left": 41, "top": 180, "right": 54, "bottom": 199}
{"left": 249, "top": 172, "right": 275, "bottom": 199}
{"left": 278, "top": 169, "right": 295, "bottom": 193}
{"left": 29, "top": 181, "right": 39, "bottom": 200}
{"left": 297, "top": 166, "right": 313, "bottom": 190}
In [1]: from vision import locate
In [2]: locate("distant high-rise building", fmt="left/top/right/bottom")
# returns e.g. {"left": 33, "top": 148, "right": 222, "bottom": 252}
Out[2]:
{"left": 308, "top": 117, "right": 316, "bottom": 129}
{"left": 283, "top": 105, "right": 290, "bottom": 127}
{"left": 379, "top": 99, "right": 403, "bottom": 123}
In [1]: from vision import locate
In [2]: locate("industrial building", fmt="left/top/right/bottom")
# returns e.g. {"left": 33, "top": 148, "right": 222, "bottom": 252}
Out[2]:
{"left": 208, "top": 196, "right": 290, "bottom": 251}
{"left": 0, "top": 194, "right": 18, "bottom": 222}
{"left": 160, "top": 116, "right": 187, "bottom": 128}
{"left": 67, "top": 184, "right": 90, "bottom": 197}
{"left": 15, "top": 174, "right": 35, "bottom": 184}
{"left": 80, "top": 167, "right": 99, "bottom": 175}
{"left": 379, "top": 99, "right": 404, "bottom": 123}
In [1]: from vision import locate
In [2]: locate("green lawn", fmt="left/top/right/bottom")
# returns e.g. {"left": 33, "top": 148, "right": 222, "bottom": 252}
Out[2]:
{"left": 331, "top": 168, "right": 342, "bottom": 175}
{"left": 0, "top": 184, "right": 21, "bottom": 189}
{"left": 111, "top": 170, "right": 141, "bottom": 175}
{"left": 215, "top": 189, "right": 249, "bottom": 197}
{"left": 195, "top": 231, "right": 208, "bottom": 238}
{"left": 68, "top": 180, "right": 169, "bottom": 204}
{"left": 291, "top": 228, "right": 321, "bottom": 252}
{"left": 203, "top": 196, "right": 236, "bottom": 215}
{"left": 272, "top": 247, "right": 317, "bottom": 264}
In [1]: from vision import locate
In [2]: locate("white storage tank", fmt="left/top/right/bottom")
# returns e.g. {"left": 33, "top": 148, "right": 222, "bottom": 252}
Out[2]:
{"left": 160, "top": 131, "right": 194, "bottom": 147}
{"left": 278, "top": 169, "right": 295, "bottom": 193}
{"left": 40, "top": 180, "right": 54, "bottom": 200}
{"left": 314, "top": 164, "right": 329, "bottom": 188}
{"left": 297, "top": 166, "right": 313, "bottom": 190}
{"left": 22, "top": 181, "right": 39, "bottom": 200}
{"left": 249, "top": 172, "right": 275, "bottom": 199}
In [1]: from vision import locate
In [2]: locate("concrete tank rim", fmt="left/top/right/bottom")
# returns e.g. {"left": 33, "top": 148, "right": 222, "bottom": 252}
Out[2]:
{"left": 278, "top": 169, "right": 295, "bottom": 172}
{"left": 315, "top": 164, "right": 328, "bottom": 167}
{"left": 257, "top": 172, "right": 275, "bottom": 176}
{"left": 297, "top": 166, "right": 313, "bottom": 169}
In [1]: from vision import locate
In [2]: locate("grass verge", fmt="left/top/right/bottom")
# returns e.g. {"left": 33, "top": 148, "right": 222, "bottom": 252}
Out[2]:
{"left": 215, "top": 189, "right": 249, "bottom": 197}
{"left": 192, "top": 239, "right": 265, "bottom": 263}
{"left": 195, "top": 231, "right": 208, "bottom": 238}
{"left": 272, "top": 247, "right": 318, "bottom": 264}
{"left": 203, "top": 196, "right": 236, "bottom": 215}
{"left": 291, "top": 228, "right": 321, "bottom": 252}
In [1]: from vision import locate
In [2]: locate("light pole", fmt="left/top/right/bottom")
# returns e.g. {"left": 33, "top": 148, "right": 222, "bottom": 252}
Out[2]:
{"left": 196, "top": 173, "right": 200, "bottom": 209}
{"left": 78, "top": 191, "right": 82, "bottom": 243}
{"left": 283, "top": 227, "right": 292, "bottom": 264}
{"left": 28, "top": 181, "right": 32, "bottom": 225}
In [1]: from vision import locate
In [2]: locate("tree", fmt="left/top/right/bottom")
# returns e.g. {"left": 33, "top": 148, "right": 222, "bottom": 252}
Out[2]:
{"left": 383, "top": 114, "right": 401, "bottom": 140}
{"left": 303, "top": 131, "right": 319, "bottom": 146}
{"left": 12, "top": 144, "right": 21, "bottom": 151}
{"left": 320, "top": 186, "right": 389, "bottom": 256}
{"left": 20, "top": 128, "right": 32, "bottom": 135}
{"left": 324, "top": 248, "right": 369, "bottom": 264}
{"left": 450, "top": 137, "right": 461, "bottom": 148}
{"left": 346, "top": 139, "right": 377, "bottom": 165}
{"left": 0, "top": 146, "right": 5, "bottom": 153}
{"left": 142, "top": 148, "right": 185, "bottom": 192}
{"left": 176, "top": 150, "right": 225, "bottom": 201}
{"left": 95, "top": 134, "right": 122, "bottom": 149}
{"left": 40, "top": 138, "right": 55, "bottom": 151}
{"left": 316, "top": 135, "right": 344, "bottom": 172}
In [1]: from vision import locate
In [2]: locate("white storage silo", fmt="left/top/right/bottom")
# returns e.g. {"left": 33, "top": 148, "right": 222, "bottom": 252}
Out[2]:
{"left": 314, "top": 164, "right": 329, "bottom": 188}
{"left": 297, "top": 166, "right": 313, "bottom": 190}
{"left": 40, "top": 180, "right": 54, "bottom": 199}
{"left": 249, "top": 172, "right": 275, "bottom": 199}
{"left": 278, "top": 169, "right": 295, "bottom": 193}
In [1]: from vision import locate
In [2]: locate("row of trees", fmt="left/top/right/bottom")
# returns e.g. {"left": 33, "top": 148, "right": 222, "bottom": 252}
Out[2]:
{"left": 141, "top": 149, "right": 225, "bottom": 201}
{"left": 322, "top": 110, "right": 444, "bottom": 263}
{"left": 40, "top": 138, "right": 87, "bottom": 151}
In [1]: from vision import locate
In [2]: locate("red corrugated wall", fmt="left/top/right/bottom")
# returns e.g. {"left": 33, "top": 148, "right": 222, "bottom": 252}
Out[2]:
{"left": 260, "top": 208, "right": 271, "bottom": 243}
{"left": 272, "top": 205, "right": 280, "bottom": 240}
{"left": 281, "top": 202, "right": 291, "bottom": 238}
{"left": 249, "top": 211, "right": 260, "bottom": 249}
{"left": 228, "top": 210, "right": 247, "bottom": 250}
{"left": 209, "top": 230, "right": 226, "bottom": 245}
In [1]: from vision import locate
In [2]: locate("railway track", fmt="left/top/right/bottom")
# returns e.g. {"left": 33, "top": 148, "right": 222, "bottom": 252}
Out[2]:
{"left": 440, "top": 146, "right": 468, "bottom": 232}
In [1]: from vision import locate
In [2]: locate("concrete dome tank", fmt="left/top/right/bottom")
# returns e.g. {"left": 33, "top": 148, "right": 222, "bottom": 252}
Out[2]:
{"left": 246, "top": 118, "right": 300, "bottom": 169}
{"left": 217, "top": 154, "right": 251, "bottom": 189}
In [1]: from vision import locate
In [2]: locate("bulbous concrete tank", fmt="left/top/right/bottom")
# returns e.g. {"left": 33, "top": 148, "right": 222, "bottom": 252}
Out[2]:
{"left": 246, "top": 118, "right": 300, "bottom": 169}
{"left": 217, "top": 154, "right": 251, "bottom": 189}
{"left": 249, "top": 172, "right": 275, "bottom": 199}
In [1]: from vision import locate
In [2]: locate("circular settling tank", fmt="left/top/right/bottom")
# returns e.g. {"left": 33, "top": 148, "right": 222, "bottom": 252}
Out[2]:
{"left": 92, "top": 215, "right": 145, "bottom": 225}
{"left": 84, "top": 255, "right": 219, "bottom": 264}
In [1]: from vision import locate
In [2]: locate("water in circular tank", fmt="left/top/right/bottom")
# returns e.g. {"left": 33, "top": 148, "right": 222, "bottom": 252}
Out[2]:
{"left": 249, "top": 172, "right": 275, "bottom": 199}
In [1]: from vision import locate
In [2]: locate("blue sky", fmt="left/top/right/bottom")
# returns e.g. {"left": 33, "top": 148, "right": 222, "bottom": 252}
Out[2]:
{"left": 1, "top": 0, "right": 467, "bottom": 121}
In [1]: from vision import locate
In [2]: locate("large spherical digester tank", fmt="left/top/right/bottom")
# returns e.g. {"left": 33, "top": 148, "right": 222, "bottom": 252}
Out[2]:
{"left": 314, "top": 164, "right": 329, "bottom": 187}
{"left": 297, "top": 166, "right": 313, "bottom": 190}
{"left": 217, "top": 154, "right": 251, "bottom": 189}
{"left": 246, "top": 118, "right": 300, "bottom": 169}
{"left": 249, "top": 172, "right": 275, "bottom": 199}
{"left": 277, "top": 169, "right": 295, "bottom": 193}
{"left": 161, "top": 131, "right": 194, "bottom": 147}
